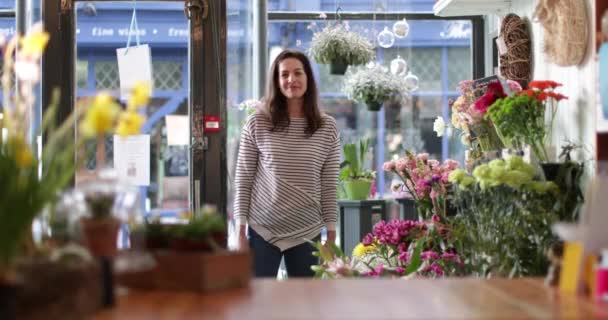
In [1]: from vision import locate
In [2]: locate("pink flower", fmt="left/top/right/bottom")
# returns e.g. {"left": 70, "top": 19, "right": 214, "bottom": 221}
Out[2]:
{"left": 431, "top": 214, "right": 441, "bottom": 223}
{"left": 506, "top": 79, "right": 522, "bottom": 93}
{"left": 430, "top": 263, "right": 444, "bottom": 276}
{"left": 395, "top": 266, "right": 406, "bottom": 275}
{"left": 427, "top": 159, "right": 440, "bottom": 168}
{"left": 421, "top": 251, "right": 440, "bottom": 261}
{"left": 396, "top": 159, "right": 408, "bottom": 173}
{"left": 442, "top": 252, "right": 461, "bottom": 262}
{"left": 398, "top": 251, "right": 409, "bottom": 262}
{"left": 444, "top": 159, "right": 459, "bottom": 171}
{"left": 430, "top": 189, "right": 438, "bottom": 200}
{"left": 416, "top": 153, "right": 429, "bottom": 163}
{"left": 383, "top": 161, "right": 396, "bottom": 172}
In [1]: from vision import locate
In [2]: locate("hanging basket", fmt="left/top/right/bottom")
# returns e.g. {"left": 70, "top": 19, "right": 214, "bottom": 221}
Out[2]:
{"left": 365, "top": 100, "right": 384, "bottom": 111}
{"left": 534, "top": 0, "right": 589, "bottom": 66}
{"left": 329, "top": 58, "right": 348, "bottom": 75}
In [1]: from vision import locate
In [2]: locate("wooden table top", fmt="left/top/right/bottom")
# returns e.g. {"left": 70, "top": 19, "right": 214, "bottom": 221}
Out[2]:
{"left": 94, "top": 278, "right": 608, "bottom": 319}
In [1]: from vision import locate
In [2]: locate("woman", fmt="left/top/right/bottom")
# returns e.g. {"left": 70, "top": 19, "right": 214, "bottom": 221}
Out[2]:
{"left": 234, "top": 49, "right": 340, "bottom": 278}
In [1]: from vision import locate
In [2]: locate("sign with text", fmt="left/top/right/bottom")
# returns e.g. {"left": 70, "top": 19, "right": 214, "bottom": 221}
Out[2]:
{"left": 113, "top": 134, "right": 150, "bottom": 186}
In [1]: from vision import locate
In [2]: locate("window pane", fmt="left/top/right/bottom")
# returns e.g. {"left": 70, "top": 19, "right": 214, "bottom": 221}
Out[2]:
{"left": 268, "top": 0, "right": 433, "bottom": 12}
{"left": 264, "top": 18, "right": 472, "bottom": 196}
{"left": 75, "top": 2, "right": 190, "bottom": 217}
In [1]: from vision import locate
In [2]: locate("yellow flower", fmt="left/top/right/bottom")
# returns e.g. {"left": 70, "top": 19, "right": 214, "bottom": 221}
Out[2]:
{"left": 178, "top": 211, "right": 193, "bottom": 220}
{"left": 80, "top": 93, "right": 120, "bottom": 137}
{"left": 127, "top": 82, "right": 151, "bottom": 111}
{"left": 9, "top": 136, "right": 34, "bottom": 168}
{"left": 115, "top": 111, "right": 145, "bottom": 137}
{"left": 19, "top": 28, "right": 49, "bottom": 59}
{"left": 352, "top": 242, "right": 375, "bottom": 258}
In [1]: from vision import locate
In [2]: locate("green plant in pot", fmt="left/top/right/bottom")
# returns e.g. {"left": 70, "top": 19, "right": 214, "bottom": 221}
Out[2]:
{"left": 169, "top": 205, "right": 227, "bottom": 252}
{"left": 339, "top": 139, "right": 375, "bottom": 200}
{"left": 309, "top": 24, "right": 375, "bottom": 75}
{"left": 343, "top": 65, "right": 407, "bottom": 111}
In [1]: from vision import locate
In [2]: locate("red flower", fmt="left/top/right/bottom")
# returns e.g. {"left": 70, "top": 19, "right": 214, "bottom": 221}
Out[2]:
{"left": 546, "top": 92, "right": 568, "bottom": 101}
{"left": 537, "top": 92, "right": 548, "bottom": 102}
{"left": 520, "top": 89, "right": 535, "bottom": 98}
{"left": 529, "top": 80, "right": 562, "bottom": 90}
{"left": 473, "top": 82, "right": 506, "bottom": 114}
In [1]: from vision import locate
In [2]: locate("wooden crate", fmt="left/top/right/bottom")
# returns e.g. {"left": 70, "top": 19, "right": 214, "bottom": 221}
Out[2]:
{"left": 116, "top": 250, "right": 251, "bottom": 292}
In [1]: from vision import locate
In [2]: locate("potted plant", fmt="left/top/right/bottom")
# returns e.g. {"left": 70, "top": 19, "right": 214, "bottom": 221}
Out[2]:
{"left": 339, "top": 139, "right": 375, "bottom": 200}
{"left": 343, "top": 65, "right": 406, "bottom": 111}
{"left": 169, "top": 206, "right": 227, "bottom": 252}
{"left": 309, "top": 24, "right": 375, "bottom": 75}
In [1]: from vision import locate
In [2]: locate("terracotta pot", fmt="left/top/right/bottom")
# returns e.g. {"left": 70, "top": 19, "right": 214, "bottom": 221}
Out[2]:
{"left": 80, "top": 217, "right": 121, "bottom": 258}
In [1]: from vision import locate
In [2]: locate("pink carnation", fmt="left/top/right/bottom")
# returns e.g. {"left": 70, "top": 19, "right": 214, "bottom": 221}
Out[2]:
{"left": 416, "top": 153, "right": 429, "bottom": 163}
{"left": 383, "top": 161, "right": 396, "bottom": 172}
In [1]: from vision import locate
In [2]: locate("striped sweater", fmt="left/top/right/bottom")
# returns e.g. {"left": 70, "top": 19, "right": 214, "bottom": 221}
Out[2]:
{"left": 234, "top": 111, "right": 340, "bottom": 251}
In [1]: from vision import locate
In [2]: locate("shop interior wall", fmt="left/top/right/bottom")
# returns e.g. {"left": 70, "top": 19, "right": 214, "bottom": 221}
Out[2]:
{"left": 489, "top": 0, "right": 597, "bottom": 171}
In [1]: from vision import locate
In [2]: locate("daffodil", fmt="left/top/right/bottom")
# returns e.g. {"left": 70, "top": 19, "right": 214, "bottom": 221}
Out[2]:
{"left": 127, "top": 82, "right": 151, "bottom": 110}
{"left": 352, "top": 242, "right": 375, "bottom": 258}
{"left": 19, "top": 24, "right": 49, "bottom": 59}
{"left": 115, "top": 111, "right": 145, "bottom": 137}
{"left": 10, "top": 136, "right": 34, "bottom": 168}
{"left": 80, "top": 93, "right": 120, "bottom": 137}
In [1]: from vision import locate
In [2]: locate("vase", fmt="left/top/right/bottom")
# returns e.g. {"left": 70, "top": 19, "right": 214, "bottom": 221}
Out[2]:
{"left": 80, "top": 217, "right": 121, "bottom": 258}
{"left": 343, "top": 180, "right": 372, "bottom": 200}
{"left": 329, "top": 59, "right": 348, "bottom": 75}
{"left": 366, "top": 100, "right": 383, "bottom": 111}
{"left": 541, "top": 162, "right": 562, "bottom": 181}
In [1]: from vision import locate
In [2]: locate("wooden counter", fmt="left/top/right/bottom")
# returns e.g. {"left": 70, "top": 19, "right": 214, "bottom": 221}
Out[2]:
{"left": 94, "top": 278, "right": 608, "bottom": 319}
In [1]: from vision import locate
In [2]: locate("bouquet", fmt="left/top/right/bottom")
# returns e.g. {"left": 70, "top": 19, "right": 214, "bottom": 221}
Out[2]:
{"left": 448, "top": 156, "right": 561, "bottom": 277}
{"left": 311, "top": 217, "right": 464, "bottom": 279}
{"left": 486, "top": 80, "right": 567, "bottom": 162}
{"left": 383, "top": 151, "right": 459, "bottom": 219}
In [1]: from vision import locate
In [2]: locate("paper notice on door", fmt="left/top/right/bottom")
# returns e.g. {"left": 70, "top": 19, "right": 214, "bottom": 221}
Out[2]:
{"left": 116, "top": 44, "right": 153, "bottom": 101}
{"left": 166, "top": 115, "right": 189, "bottom": 146}
{"left": 113, "top": 134, "right": 150, "bottom": 186}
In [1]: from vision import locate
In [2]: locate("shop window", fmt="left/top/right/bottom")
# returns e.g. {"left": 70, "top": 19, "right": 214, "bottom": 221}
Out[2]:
{"left": 76, "top": 59, "right": 88, "bottom": 89}
{"left": 447, "top": 47, "right": 471, "bottom": 91}
{"left": 94, "top": 60, "right": 183, "bottom": 91}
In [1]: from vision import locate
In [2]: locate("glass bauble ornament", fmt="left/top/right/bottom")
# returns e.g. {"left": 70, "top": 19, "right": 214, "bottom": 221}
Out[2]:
{"left": 404, "top": 72, "right": 419, "bottom": 92}
{"left": 392, "top": 19, "right": 410, "bottom": 38}
{"left": 377, "top": 27, "right": 395, "bottom": 48}
{"left": 390, "top": 55, "right": 407, "bottom": 76}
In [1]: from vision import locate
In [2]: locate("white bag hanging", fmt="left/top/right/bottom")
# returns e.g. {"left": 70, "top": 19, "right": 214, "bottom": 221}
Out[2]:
{"left": 116, "top": 0, "right": 153, "bottom": 101}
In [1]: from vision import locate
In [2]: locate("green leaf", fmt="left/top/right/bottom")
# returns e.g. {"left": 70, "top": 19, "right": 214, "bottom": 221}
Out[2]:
{"left": 405, "top": 239, "right": 424, "bottom": 275}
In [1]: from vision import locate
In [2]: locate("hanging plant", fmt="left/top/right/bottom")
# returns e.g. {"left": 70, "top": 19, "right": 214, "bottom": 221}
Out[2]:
{"left": 309, "top": 24, "right": 375, "bottom": 75}
{"left": 343, "top": 65, "right": 406, "bottom": 111}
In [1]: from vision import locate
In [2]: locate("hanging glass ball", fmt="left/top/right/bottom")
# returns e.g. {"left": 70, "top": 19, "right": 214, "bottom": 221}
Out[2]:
{"left": 377, "top": 27, "right": 395, "bottom": 48}
{"left": 390, "top": 56, "right": 407, "bottom": 76}
{"left": 404, "top": 72, "right": 419, "bottom": 92}
{"left": 392, "top": 19, "right": 410, "bottom": 39}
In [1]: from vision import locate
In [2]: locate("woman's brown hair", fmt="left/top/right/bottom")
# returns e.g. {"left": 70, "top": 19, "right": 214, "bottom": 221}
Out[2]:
{"left": 264, "top": 49, "right": 323, "bottom": 136}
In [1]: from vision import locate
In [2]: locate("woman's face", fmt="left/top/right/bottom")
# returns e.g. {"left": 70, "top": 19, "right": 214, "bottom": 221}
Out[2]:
{"left": 278, "top": 57, "right": 307, "bottom": 100}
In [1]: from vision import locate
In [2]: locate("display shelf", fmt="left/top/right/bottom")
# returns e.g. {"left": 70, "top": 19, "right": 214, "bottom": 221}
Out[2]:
{"left": 433, "top": 0, "right": 512, "bottom": 17}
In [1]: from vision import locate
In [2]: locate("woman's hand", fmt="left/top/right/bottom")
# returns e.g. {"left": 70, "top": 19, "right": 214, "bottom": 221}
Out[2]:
{"left": 325, "top": 230, "right": 336, "bottom": 246}
{"left": 236, "top": 225, "right": 249, "bottom": 251}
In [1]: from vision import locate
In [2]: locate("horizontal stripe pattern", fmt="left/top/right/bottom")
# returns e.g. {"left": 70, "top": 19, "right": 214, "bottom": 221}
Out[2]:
{"left": 234, "top": 111, "right": 340, "bottom": 250}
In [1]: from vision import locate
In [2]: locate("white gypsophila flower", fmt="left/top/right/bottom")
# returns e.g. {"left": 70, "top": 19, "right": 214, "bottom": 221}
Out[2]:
{"left": 343, "top": 65, "right": 406, "bottom": 106}
{"left": 433, "top": 116, "right": 446, "bottom": 137}
{"left": 309, "top": 25, "right": 375, "bottom": 65}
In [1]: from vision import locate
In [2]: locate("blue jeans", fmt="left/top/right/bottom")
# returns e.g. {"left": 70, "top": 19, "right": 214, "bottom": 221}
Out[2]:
{"left": 248, "top": 227, "right": 319, "bottom": 278}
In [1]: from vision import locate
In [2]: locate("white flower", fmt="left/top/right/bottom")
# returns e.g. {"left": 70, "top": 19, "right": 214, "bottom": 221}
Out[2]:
{"left": 433, "top": 116, "right": 446, "bottom": 137}
{"left": 319, "top": 12, "right": 327, "bottom": 19}
{"left": 461, "top": 134, "right": 471, "bottom": 146}
{"left": 14, "top": 61, "right": 40, "bottom": 82}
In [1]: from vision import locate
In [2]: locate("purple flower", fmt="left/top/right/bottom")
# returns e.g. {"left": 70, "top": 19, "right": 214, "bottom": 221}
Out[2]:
{"left": 432, "top": 175, "right": 441, "bottom": 183}
{"left": 398, "top": 251, "right": 409, "bottom": 262}
{"left": 442, "top": 252, "right": 460, "bottom": 261}
{"left": 395, "top": 266, "right": 406, "bottom": 275}
{"left": 430, "top": 263, "right": 444, "bottom": 276}
{"left": 362, "top": 233, "right": 374, "bottom": 246}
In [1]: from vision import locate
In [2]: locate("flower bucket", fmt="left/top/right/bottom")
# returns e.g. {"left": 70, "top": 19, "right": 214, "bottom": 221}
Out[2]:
{"left": 366, "top": 100, "right": 383, "bottom": 112}
{"left": 329, "top": 59, "right": 348, "bottom": 75}
{"left": 343, "top": 180, "right": 372, "bottom": 200}
{"left": 541, "top": 162, "right": 562, "bottom": 181}
{"left": 80, "top": 217, "right": 121, "bottom": 258}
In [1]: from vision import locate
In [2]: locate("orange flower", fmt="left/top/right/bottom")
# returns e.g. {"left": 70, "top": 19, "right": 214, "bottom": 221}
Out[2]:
{"left": 520, "top": 89, "right": 535, "bottom": 98}
{"left": 546, "top": 92, "right": 568, "bottom": 101}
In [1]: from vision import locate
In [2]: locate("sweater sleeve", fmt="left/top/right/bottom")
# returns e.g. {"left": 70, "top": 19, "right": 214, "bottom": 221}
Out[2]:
{"left": 233, "top": 116, "right": 259, "bottom": 226}
{"left": 320, "top": 118, "right": 340, "bottom": 231}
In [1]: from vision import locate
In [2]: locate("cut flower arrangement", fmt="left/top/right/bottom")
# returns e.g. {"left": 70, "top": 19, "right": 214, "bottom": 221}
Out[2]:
{"left": 311, "top": 216, "right": 464, "bottom": 279}
{"left": 448, "top": 155, "right": 563, "bottom": 277}
{"left": 486, "top": 80, "right": 568, "bottom": 163}
{"left": 383, "top": 151, "right": 459, "bottom": 219}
